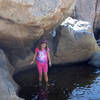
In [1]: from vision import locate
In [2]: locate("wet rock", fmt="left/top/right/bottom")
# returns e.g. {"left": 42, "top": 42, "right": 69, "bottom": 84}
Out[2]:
{"left": 0, "top": 49, "right": 24, "bottom": 100}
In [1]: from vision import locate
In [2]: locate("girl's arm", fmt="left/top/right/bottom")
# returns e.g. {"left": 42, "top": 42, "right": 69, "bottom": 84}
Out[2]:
{"left": 33, "top": 52, "right": 37, "bottom": 62}
{"left": 47, "top": 51, "right": 52, "bottom": 66}
{"left": 30, "top": 53, "right": 37, "bottom": 64}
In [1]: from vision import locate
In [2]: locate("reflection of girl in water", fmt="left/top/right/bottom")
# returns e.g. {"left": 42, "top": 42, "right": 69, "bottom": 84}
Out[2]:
{"left": 38, "top": 87, "right": 48, "bottom": 100}
{"left": 31, "top": 40, "right": 52, "bottom": 87}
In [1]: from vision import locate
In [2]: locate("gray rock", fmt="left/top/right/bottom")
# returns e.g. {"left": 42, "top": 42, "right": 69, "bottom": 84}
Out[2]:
{"left": 51, "top": 17, "right": 100, "bottom": 64}
{"left": 94, "top": 0, "right": 100, "bottom": 29}
{"left": 0, "top": 0, "right": 74, "bottom": 69}
{"left": 94, "top": 28, "right": 100, "bottom": 39}
{"left": 97, "top": 39, "right": 100, "bottom": 43}
{"left": 6, "top": 17, "right": 100, "bottom": 66}
{"left": 61, "top": 17, "right": 94, "bottom": 40}
{"left": 74, "top": 0, "right": 97, "bottom": 26}
{"left": 88, "top": 52, "right": 100, "bottom": 68}
{"left": 0, "top": 49, "right": 24, "bottom": 100}
{"left": 96, "top": 39, "right": 100, "bottom": 47}
{"left": 0, "top": 0, "right": 74, "bottom": 48}
{"left": 74, "top": 0, "right": 100, "bottom": 37}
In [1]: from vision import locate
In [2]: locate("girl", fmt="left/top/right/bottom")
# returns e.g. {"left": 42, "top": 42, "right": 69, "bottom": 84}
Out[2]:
{"left": 30, "top": 40, "right": 52, "bottom": 87}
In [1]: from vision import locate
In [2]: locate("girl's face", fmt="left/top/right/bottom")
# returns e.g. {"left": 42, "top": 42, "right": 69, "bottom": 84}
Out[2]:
{"left": 41, "top": 43, "right": 47, "bottom": 49}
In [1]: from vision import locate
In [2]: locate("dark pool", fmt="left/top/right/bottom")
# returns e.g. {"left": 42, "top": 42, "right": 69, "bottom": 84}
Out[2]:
{"left": 13, "top": 63, "right": 100, "bottom": 100}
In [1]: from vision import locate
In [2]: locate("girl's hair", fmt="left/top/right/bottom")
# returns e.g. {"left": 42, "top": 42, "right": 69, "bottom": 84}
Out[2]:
{"left": 38, "top": 40, "right": 48, "bottom": 50}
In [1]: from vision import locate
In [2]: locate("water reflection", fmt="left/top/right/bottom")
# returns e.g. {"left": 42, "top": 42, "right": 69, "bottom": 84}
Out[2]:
{"left": 68, "top": 69, "right": 100, "bottom": 100}
{"left": 31, "top": 87, "right": 48, "bottom": 100}
{"left": 13, "top": 64, "right": 100, "bottom": 100}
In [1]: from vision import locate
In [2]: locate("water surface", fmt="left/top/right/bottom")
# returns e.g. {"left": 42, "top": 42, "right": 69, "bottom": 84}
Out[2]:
{"left": 13, "top": 63, "right": 100, "bottom": 100}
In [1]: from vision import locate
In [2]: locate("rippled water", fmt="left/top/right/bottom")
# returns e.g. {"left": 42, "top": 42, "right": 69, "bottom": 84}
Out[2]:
{"left": 13, "top": 63, "right": 100, "bottom": 100}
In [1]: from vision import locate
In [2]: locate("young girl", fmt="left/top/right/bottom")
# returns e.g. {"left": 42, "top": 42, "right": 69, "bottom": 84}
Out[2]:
{"left": 30, "top": 40, "right": 52, "bottom": 87}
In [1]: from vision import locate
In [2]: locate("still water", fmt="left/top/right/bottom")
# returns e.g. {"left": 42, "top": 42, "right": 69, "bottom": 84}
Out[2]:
{"left": 13, "top": 63, "right": 100, "bottom": 100}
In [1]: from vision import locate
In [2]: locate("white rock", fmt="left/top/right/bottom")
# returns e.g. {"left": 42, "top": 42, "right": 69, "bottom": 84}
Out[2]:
{"left": 61, "top": 17, "right": 94, "bottom": 39}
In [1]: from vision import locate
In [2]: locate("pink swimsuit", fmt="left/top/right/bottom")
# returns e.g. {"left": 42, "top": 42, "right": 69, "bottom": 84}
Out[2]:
{"left": 35, "top": 48, "right": 50, "bottom": 73}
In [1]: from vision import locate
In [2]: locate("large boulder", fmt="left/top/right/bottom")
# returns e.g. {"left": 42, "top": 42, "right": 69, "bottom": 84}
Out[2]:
{"left": 0, "top": 49, "right": 24, "bottom": 100}
{"left": 0, "top": 0, "right": 74, "bottom": 48}
{"left": 0, "top": 0, "right": 75, "bottom": 69}
{"left": 51, "top": 17, "right": 100, "bottom": 64}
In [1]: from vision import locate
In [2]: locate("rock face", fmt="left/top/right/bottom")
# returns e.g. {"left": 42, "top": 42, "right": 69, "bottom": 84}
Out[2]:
{"left": 0, "top": 1, "right": 100, "bottom": 99}
{"left": 74, "top": 0, "right": 100, "bottom": 38}
{"left": 0, "top": 0, "right": 74, "bottom": 48}
{"left": 73, "top": 0, "right": 97, "bottom": 26}
{"left": 0, "top": 0, "right": 100, "bottom": 69}
{"left": 0, "top": 0, "right": 75, "bottom": 70}
{"left": 88, "top": 52, "right": 100, "bottom": 68}
{"left": 93, "top": 0, "right": 100, "bottom": 39}
{"left": 0, "top": 49, "right": 24, "bottom": 100}
{"left": 2, "top": 17, "right": 100, "bottom": 69}
{"left": 51, "top": 17, "right": 100, "bottom": 64}
{"left": 94, "top": 0, "right": 100, "bottom": 29}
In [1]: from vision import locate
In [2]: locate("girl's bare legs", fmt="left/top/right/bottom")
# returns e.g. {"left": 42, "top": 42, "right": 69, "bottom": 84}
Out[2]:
{"left": 44, "top": 72, "right": 48, "bottom": 82}
{"left": 39, "top": 72, "right": 42, "bottom": 86}
{"left": 44, "top": 72, "right": 49, "bottom": 87}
